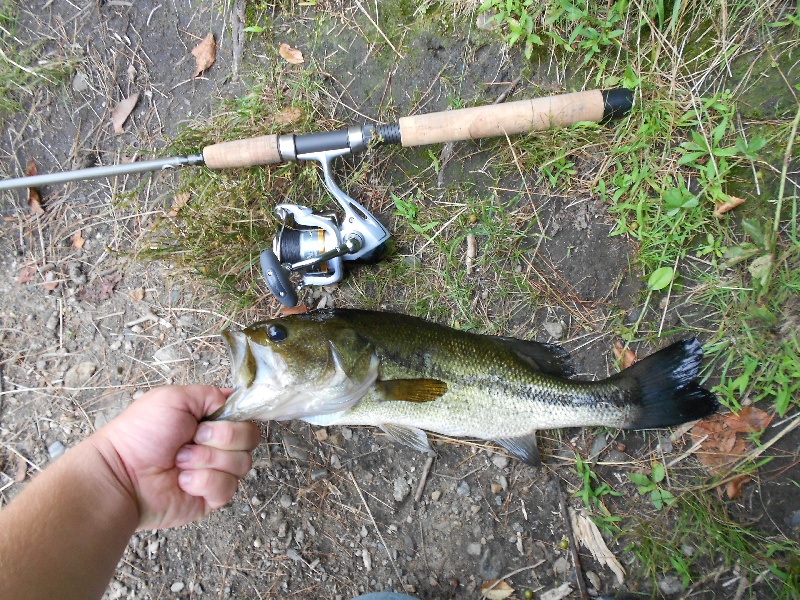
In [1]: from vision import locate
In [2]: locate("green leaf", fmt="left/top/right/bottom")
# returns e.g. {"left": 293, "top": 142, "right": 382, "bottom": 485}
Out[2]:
{"left": 629, "top": 473, "right": 651, "bottom": 486}
{"left": 648, "top": 266, "right": 674, "bottom": 291}
{"left": 651, "top": 463, "right": 666, "bottom": 483}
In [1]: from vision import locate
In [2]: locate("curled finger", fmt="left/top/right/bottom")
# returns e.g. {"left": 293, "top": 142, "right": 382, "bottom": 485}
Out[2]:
{"left": 194, "top": 420, "right": 261, "bottom": 451}
{"left": 178, "top": 469, "right": 239, "bottom": 510}
{"left": 175, "top": 444, "right": 253, "bottom": 478}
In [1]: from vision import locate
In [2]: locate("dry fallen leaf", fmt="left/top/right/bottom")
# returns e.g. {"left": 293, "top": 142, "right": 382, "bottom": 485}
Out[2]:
{"left": 612, "top": 340, "right": 637, "bottom": 369}
{"left": 279, "top": 42, "right": 304, "bottom": 64}
{"left": 129, "top": 288, "right": 146, "bottom": 302}
{"left": 77, "top": 272, "right": 123, "bottom": 302}
{"left": 111, "top": 93, "right": 139, "bottom": 134}
{"left": 275, "top": 106, "right": 304, "bottom": 125}
{"left": 280, "top": 304, "right": 308, "bottom": 316}
{"left": 43, "top": 271, "right": 59, "bottom": 292}
{"left": 192, "top": 32, "right": 216, "bottom": 77}
{"left": 723, "top": 405, "right": 772, "bottom": 433}
{"left": 724, "top": 474, "right": 752, "bottom": 500}
{"left": 26, "top": 158, "right": 45, "bottom": 214}
{"left": 713, "top": 195, "right": 746, "bottom": 217}
{"left": 15, "top": 455, "right": 27, "bottom": 483}
{"left": 72, "top": 230, "right": 85, "bottom": 249}
{"left": 17, "top": 265, "right": 37, "bottom": 284}
{"left": 570, "top": 507, "right": 626, "bottom": 585}
{"left": 480, "top": 579, "right": 514, "bottom": 600}
{"left": 168, "top": 192, "right": 190, "bottom": 217}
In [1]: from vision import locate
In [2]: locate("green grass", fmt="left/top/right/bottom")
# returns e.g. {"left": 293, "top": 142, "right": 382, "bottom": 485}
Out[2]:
{"left": 0, "top": 0, "right": 74, "bottom": 126}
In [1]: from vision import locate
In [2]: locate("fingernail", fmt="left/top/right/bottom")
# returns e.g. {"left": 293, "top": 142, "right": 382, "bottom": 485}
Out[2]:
{"left": 178, "top": 471, "right": 193, "bottom": 487}
{"left": 176, "top": 447, "right": 192, "bottom": 464}
{"left": 195, "top": 424, "right": 212, "bottom": 443}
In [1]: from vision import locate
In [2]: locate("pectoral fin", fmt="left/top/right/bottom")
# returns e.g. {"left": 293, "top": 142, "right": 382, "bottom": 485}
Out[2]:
{"left": 375, "top": 379, "right": 447, "bottom": 403}
{"left": 380, "top": 424, "right": 432, "bottom": 453}
{"left": 495, "top": 433, "right": 541, "bottom": 466}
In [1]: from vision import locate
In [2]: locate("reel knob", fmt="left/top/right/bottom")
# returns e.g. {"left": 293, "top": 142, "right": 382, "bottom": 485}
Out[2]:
{"left": 260, "top": 249, "right": 298, "bottom": 307}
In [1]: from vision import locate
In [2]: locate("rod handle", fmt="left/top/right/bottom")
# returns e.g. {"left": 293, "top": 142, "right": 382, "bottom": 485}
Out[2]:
{"left": 202, "top": 135, "right": 282, "bottom": 169}
{"left": 397, "top": 89, "right": 632, "bottom": 147}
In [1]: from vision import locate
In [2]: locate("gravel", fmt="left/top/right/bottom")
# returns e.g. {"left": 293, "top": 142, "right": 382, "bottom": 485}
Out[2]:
{"left": 393, "top": 477, "right": 411, "bottom": 502}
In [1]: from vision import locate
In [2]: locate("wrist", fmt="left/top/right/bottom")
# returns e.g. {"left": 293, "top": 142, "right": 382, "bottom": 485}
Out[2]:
{"left": 84, "top": 432, "right": 142, "bottom": 526}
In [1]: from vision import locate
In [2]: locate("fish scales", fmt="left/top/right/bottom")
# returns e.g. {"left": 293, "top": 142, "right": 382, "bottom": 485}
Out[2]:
{"left": 212, "top": 308, "right": 718, "bottom": 464}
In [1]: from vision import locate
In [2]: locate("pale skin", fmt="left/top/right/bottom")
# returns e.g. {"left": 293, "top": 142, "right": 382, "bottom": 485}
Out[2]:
{"left": 0, "top": 385, "right": 261, "bottom": 600}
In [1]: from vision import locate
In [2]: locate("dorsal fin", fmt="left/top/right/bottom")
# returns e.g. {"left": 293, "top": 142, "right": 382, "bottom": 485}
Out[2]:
{"left": 375, "top": 379, "right": 447, "bottom": 403}
{"left": 492, "top": 337, "right": 576, "bottom": 377}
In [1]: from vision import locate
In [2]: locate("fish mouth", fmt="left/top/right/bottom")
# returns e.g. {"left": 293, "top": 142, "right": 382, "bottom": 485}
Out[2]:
{"left": 212, "top": 328, "right": 286, "bottom": 421}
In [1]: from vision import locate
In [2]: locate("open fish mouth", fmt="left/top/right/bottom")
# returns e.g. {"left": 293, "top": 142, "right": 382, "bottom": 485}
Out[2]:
{"left": 209, "top": 329, "right": 288, "bottom": 420}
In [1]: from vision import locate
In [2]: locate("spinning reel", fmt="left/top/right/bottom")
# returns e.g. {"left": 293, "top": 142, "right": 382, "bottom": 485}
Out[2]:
{"left": 258, "top": 126, "right": 391, "bottom": 307}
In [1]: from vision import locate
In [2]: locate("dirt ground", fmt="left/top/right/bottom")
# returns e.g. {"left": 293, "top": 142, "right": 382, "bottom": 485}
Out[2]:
{"left": 1, "top": 1, "right": 798, "bottom": 599}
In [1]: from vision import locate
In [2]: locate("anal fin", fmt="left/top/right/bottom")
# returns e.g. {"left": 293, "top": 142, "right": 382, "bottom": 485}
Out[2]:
{"left": 375, "top": 379, "right": 447, "bottom": 403}
{"left": 495, "top": 433, "right": 541, "bottom": 466}
{"left": 380, "top": 424, "right": 431, "bottom": 453}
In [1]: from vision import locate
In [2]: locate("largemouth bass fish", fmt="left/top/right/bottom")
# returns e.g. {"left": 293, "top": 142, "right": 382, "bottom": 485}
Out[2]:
{"left": 210, "top": 309, "right": 717, "bottom": 464}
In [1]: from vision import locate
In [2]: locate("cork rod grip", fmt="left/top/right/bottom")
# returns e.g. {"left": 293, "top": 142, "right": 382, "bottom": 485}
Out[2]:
{"left": 398, "top": 89, "right": 609, "bottom": 147}
{"left": 202, "top": 135, "right": 282, "bottom": 169}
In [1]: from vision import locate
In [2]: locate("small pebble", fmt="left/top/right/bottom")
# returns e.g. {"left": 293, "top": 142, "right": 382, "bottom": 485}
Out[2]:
{"left": 543, "top": 320, "right": 563, "bottom": 339}
{"left": 48, "top": 441, "right": 66, "bottom": 460}
{"left": 279, "top": 494, "right": 292, "bottom": 508}
{"left": 341, "top": 427, "right": 353, "bottom": 440}
{"left": 431, "top": 490, "right": 442, "bottom": 501}
{"left": 589, "top": 435, "right": 607, "bottom": 459}
{"left": 456, "top": 481, "right": 471, "bottom": 497}
{"left": 393, "top": 477, "right": 411, "bottom": 502}
{"left": 657, "top": 436, "right": 674, "bottom": 453}
{"left": 466, "top": 542, "right": 482, "bottom": 556}
{"left": 491, "top": 455, "right": 509, "bottom": 469}
{"left": 311, "top": 468, "right": 329, "bottom": 482}
{"left": 170, "top": 581, "right": 185, "bottom": 593}
{"left": 658, "top": 575, "right": 683, "bottom": 596}
{"left": 553, "top": 556, "right": 569, "bottom": 576}
{"left": 789, "top": 510, "right": 800, "bottom": 528}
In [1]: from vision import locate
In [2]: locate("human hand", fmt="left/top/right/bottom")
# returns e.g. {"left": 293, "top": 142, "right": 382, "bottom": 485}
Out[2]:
{"left": 91, "top": 385, "right": 261, "bottom": 530}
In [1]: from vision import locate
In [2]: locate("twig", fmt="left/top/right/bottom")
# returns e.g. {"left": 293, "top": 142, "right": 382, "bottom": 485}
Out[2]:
{"left": 349, "top": 472, "right": 402, "bottom": 584}
{"left": 414, "top": 453, "right": 435, "bottom": 503}
{"left": 555, "top": 477, "right": 589, "bottom": 600}
{"left": 354, "top": 0, "right": 403, "bottom": 59}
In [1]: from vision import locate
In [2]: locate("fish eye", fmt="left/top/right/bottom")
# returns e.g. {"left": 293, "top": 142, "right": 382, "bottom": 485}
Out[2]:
{"left": 267, "top": 324, "right": 288, "bottom": 343}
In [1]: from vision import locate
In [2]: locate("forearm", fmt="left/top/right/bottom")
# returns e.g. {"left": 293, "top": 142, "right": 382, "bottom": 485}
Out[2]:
{"left": 0, "top": 436, "right": 139, "bottom": 600}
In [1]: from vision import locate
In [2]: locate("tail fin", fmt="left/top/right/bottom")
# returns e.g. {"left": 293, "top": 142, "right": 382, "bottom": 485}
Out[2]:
{"left": 614, "top": 338, "right": 718, "bottom": 429}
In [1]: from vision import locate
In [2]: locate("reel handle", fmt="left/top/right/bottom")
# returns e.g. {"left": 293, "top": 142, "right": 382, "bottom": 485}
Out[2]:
{"left": 260, "top": 249, "right": 298, "bottom": 307}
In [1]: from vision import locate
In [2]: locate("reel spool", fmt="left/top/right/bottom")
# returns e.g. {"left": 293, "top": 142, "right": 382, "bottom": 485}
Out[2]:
{"left": 261, "top": 203, "right": 388, "bottom": 307}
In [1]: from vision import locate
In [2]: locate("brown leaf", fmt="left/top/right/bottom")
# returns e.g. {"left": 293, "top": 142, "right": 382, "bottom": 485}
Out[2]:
{"left": 17, "top": 264, "right": 37, "bottom": 284}
{"left": 15, "top": 455, "right": 27, "bottom": 483}
{"left": 480, "top": 579, "right": 514, "bottom": 600}
{"left": 111, "top": 93, "right": 139, "bottom": 134}
{"left": 43, "top": 271, "right": 59, "bottom": 292}
{"left": 278, "top": 43, "right": 304, "bottom": 64}
{"left": 26, "top": 158, "right": 45, "bottom": 214}
{"left": 723, "top": 406, "right": 772, "bottom": 433}
{"left": 713, "top": 195, "right": 746, "bottom": 217}
{"left": 192, "top": 33, "right": 216, "bottom": 77}
{"left": 129, "top": 288, "right": 146, "bottom": 302}
{"left": 77, "top": 272, "right": 122, "bottom": 302}
{"left": 612, "top": 340, "right": 637, "bottom": 369}
{"left": 275, "top": 106, "right": 303, "bottom": 125}
{"left": 72, "top": 230, "right": 85, "bottom": 249}
{"left": 280, "top": 304, "right": 308, "bottom": 316}
{"left": 724, "top": 474, "right": 752, "bottom": 500}
{"left": 168, "top": 192, "right": 190, "bottom": 217}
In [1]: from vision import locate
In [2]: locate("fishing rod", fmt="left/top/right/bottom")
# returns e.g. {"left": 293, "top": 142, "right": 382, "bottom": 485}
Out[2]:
{"left": 0, "top": 88, "right": 633, "bottom": 306}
